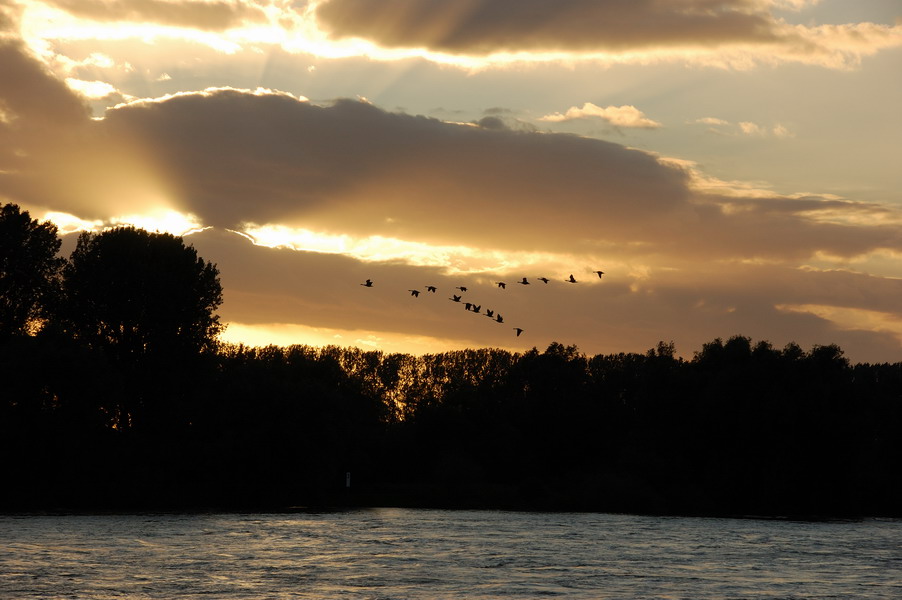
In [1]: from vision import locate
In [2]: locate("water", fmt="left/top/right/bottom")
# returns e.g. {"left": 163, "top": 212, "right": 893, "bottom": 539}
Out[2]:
{"left": 1, "top": 510, "right": 899, "bottom": 599}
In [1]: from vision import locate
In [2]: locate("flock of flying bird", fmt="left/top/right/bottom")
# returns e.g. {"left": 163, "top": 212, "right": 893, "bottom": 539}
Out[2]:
{"left": 360, "top": 271, "right": 605, "bottom": 338}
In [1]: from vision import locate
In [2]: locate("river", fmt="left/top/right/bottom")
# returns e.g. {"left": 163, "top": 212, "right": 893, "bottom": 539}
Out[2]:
{"left": 1, "top": 509, "right": 899, "bottom": 599}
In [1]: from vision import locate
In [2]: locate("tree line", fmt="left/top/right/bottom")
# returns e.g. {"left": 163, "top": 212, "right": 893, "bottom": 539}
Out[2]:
{"left": 1, "top": 203, "right": 900, "bottom": 517}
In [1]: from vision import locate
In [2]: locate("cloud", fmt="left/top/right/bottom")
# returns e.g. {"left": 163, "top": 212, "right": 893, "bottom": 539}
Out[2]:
{"left": 42, "top": 0, "right": 268, "bottom": 31}
{"left": 314, "top": 0, "right": 902, "bottom": 67}
{"left": 4, "top": 85, "right": 894, "bottom": 269}
{"left": 88, "top": 89, "right": 902, "bottom": 262}
{"left": 91, "top": 90, "right": 689, "bottom": 250}
{"left": 696, "top": 117, "right": 794, "bottom": 137}
{"left": 65, "top": 77, "right": 120, "bottom": 98}
{"left": 539, "top": 103, "right": 662, "bottom": 128}
{"left": 0, "top": 39, "right": 90, "bottom": 128}
{"left": 695, "top": 117, "right": 730, "bottom": 126}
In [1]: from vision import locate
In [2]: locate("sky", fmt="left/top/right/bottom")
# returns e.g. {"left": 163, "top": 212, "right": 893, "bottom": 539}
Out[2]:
{"left": 1, "top": 0, "right": 901, "bottom": 362}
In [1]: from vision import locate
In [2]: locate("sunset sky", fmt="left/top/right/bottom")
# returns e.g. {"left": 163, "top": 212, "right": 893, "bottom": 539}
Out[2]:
{"left": 2, "top": 0, "right": 901, "bottom": 362}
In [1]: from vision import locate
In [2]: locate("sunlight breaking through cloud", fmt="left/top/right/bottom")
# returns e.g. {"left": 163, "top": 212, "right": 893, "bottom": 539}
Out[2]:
{"left": 237, "top": 223, "right": 588, "bottom": 276}
{"left": 43, "top": 209, "right": 206, "bottom": 237}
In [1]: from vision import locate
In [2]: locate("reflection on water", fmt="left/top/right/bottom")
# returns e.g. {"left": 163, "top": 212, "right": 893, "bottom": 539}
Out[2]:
{"left": 1, "top": 510, "right": 899, "bottom": 599}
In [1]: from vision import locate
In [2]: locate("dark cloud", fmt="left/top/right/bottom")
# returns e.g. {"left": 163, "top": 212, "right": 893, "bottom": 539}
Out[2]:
{"left": 0, "top": 40, "right": 90, "bottom": 128}
{"left": 98, "top": 91, "right": 691, "bottom": 249}
{"left": 45, "top": 0, "right": 267, "bottom": 31}
{"left": 0, "top": 32, "right": 92, "bottom": 210}
{"left": 315, "top": 0, "right": 790, "bottom": 54}
{"left": 92, "top": 89, "right": 902, "bottom": 262}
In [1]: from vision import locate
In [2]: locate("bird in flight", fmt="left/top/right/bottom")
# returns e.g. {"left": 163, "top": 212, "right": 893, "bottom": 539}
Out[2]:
{"left": 408, "top": 289, "right": 420, "bottom": 297}
{"left": 594, "top": 271, "right": 605, "bottom": 278}
{"left": 470, "top": 304, "right": 482, "bottom": 314}
{"left": 426, "top": 285, "right": 437, "bottom": 293}
{"left": 495, "top": 314, "right": 504, "bottom": 323}
{"left": 513, "top": 327, "right": 524, "bottom": 337}
{"left": 485, "top": 309, "right": 495, "bottom": 318}
{"left": 566, "top": 274, "right": 578, "bottom": 283}
{"left": 450, "top": 294, "right": 462, "bottom": 302}
{"left": 518, "top": 277, "right": 530, "bottom": 285}
{"left": 496, "top": 282, "right": 506, "bottom": 289}
{"left": 537, "top": 277, "right": 550, "bottom": 284}
{"left": 456, "top": 286, "right": 468, "bottom": 292}
{"left": 361, "top": 279, "right": 373, "bottom": 287}
{"left": 464, "top": 302, "right": 473, "bottom": 311}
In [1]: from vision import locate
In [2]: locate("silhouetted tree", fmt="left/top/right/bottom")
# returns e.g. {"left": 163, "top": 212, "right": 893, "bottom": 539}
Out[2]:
{"left": 60, "top": 226, "right": 223, "bottom": 430}
{"left": 62, "top": 226, "right": 222, "bottom": 361}
{"left": 0, "top": 203, "right": 65, "bottom": 338}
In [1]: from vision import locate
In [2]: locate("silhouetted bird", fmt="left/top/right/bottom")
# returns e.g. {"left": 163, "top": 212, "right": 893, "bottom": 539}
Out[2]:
{"left": 496, "top": 282, "right": 506, "bottom": 289}
{"left": 518, "top": 277, "right": 529, "bottom": 285}
{"left": 485, "top": 309, "right": 495, "bottom": 318}
{"left": 594, "top": 271, "right": 605, "bottom": 278}
{"left": 426, "top": 285, "right": 437, "bottom": 293}
{"left": 471, "top": 304, "right": 482, "bottom": 314}
{"left": 456, "top": 286, "right": 468, "bottom": 292}
{"left": 566, "top": 274, "right": 577, "bottom": 283}
{"left": 537, "top": 277, "right": 550, "bottom": 284}
{"left": 408, "top": 289, "right": 420, "bottom": 297}
{"left": 450, "top": 294, "right": 462, "bottom": 302}
{"left": 514, "top": 327, "right": 524, "bottom": 337}
{"left": 361, "top": 279, "right": 374, "bottom": 287}
{"left": 495, "top": 314, "right": 503, "bottom": 323}
{"left": 464, "top": 302, "right": 473, "bottom": 311}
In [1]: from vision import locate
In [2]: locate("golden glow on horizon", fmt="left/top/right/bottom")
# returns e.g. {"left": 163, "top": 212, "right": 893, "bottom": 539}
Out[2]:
{"left": 219, "top": 321, "right": 496, "bottom": 355}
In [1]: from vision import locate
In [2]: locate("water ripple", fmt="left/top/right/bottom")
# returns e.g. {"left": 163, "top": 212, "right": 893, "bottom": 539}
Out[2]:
{"left": 0, "top": 511, "right": 899, "bottom": 599}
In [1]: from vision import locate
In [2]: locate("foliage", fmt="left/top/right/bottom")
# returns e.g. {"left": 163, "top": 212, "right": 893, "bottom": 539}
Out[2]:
{"left": 61, "top": 226, "right": 223, "bottom": 362}
{"left": 0, "top": 203, "right": 65, "bottom": 338}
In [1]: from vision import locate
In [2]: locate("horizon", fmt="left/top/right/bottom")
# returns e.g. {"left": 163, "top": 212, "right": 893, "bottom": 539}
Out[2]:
{"left": 3, "top": 0, "right": 902, "bottom": 363}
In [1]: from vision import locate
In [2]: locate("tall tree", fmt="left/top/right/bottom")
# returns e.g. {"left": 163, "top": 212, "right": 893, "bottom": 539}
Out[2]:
{"left": 62, "top": 226, "right": 223, "bottom": 363}
{"left": 61, "top": 227, "right": 223, "bottom": 430}
{"left": 0, "top": 203, "right": 65, "bottom": 338}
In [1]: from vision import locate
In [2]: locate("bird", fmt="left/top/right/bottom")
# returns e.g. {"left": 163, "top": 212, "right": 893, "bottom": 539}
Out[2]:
{"left": 495, "top": 314, "right": 504, "bottom": 323}
{"left": 408, "top": 289, "right": 420, "bottom": 297}
{"left": 426, "top": 285, "right": 437, "bottom": 293}
{"left": 361, "top": 279, "right": 373, "bottom": 287}
{"left": 513, "top": 327, "right": 524, "bottom": 337}
{"left": 566, "top": 274, "right": 577, "bottom": 283}
{"left": 518, "top": 277, "right": 530, "bottom": 285}
{"left": 450, "top": 294, "right": 462, "bottom": 302}
{"left": 496, "top": 282, "right": 506, "bottom": 289}
{"left": 456, "top": 286, "right": 468, "bottom": 292}
{"left": 471, "top": 304, "right": 482, "bottom": 314}
{"left": 594, "top": 271, "right": 605, "bottom": 279}
{"left": 464, "top": 302, "right": 473, "bottom": 311}
{"left": 485, "top": 309, "right": 495, "bottom": 318}
{"left": 537, "top": 277, "right": 550, "bottom": 284}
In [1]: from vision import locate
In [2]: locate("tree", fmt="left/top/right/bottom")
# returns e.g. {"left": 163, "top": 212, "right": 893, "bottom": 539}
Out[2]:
{"left": 62, "top": 226, "right": 223, "bottom": 363}
{"left": 0, "top": 203, "right": 65, "bottom": 338}
{"left": 60, "top": 227, "right": 223, "bottom": 431}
